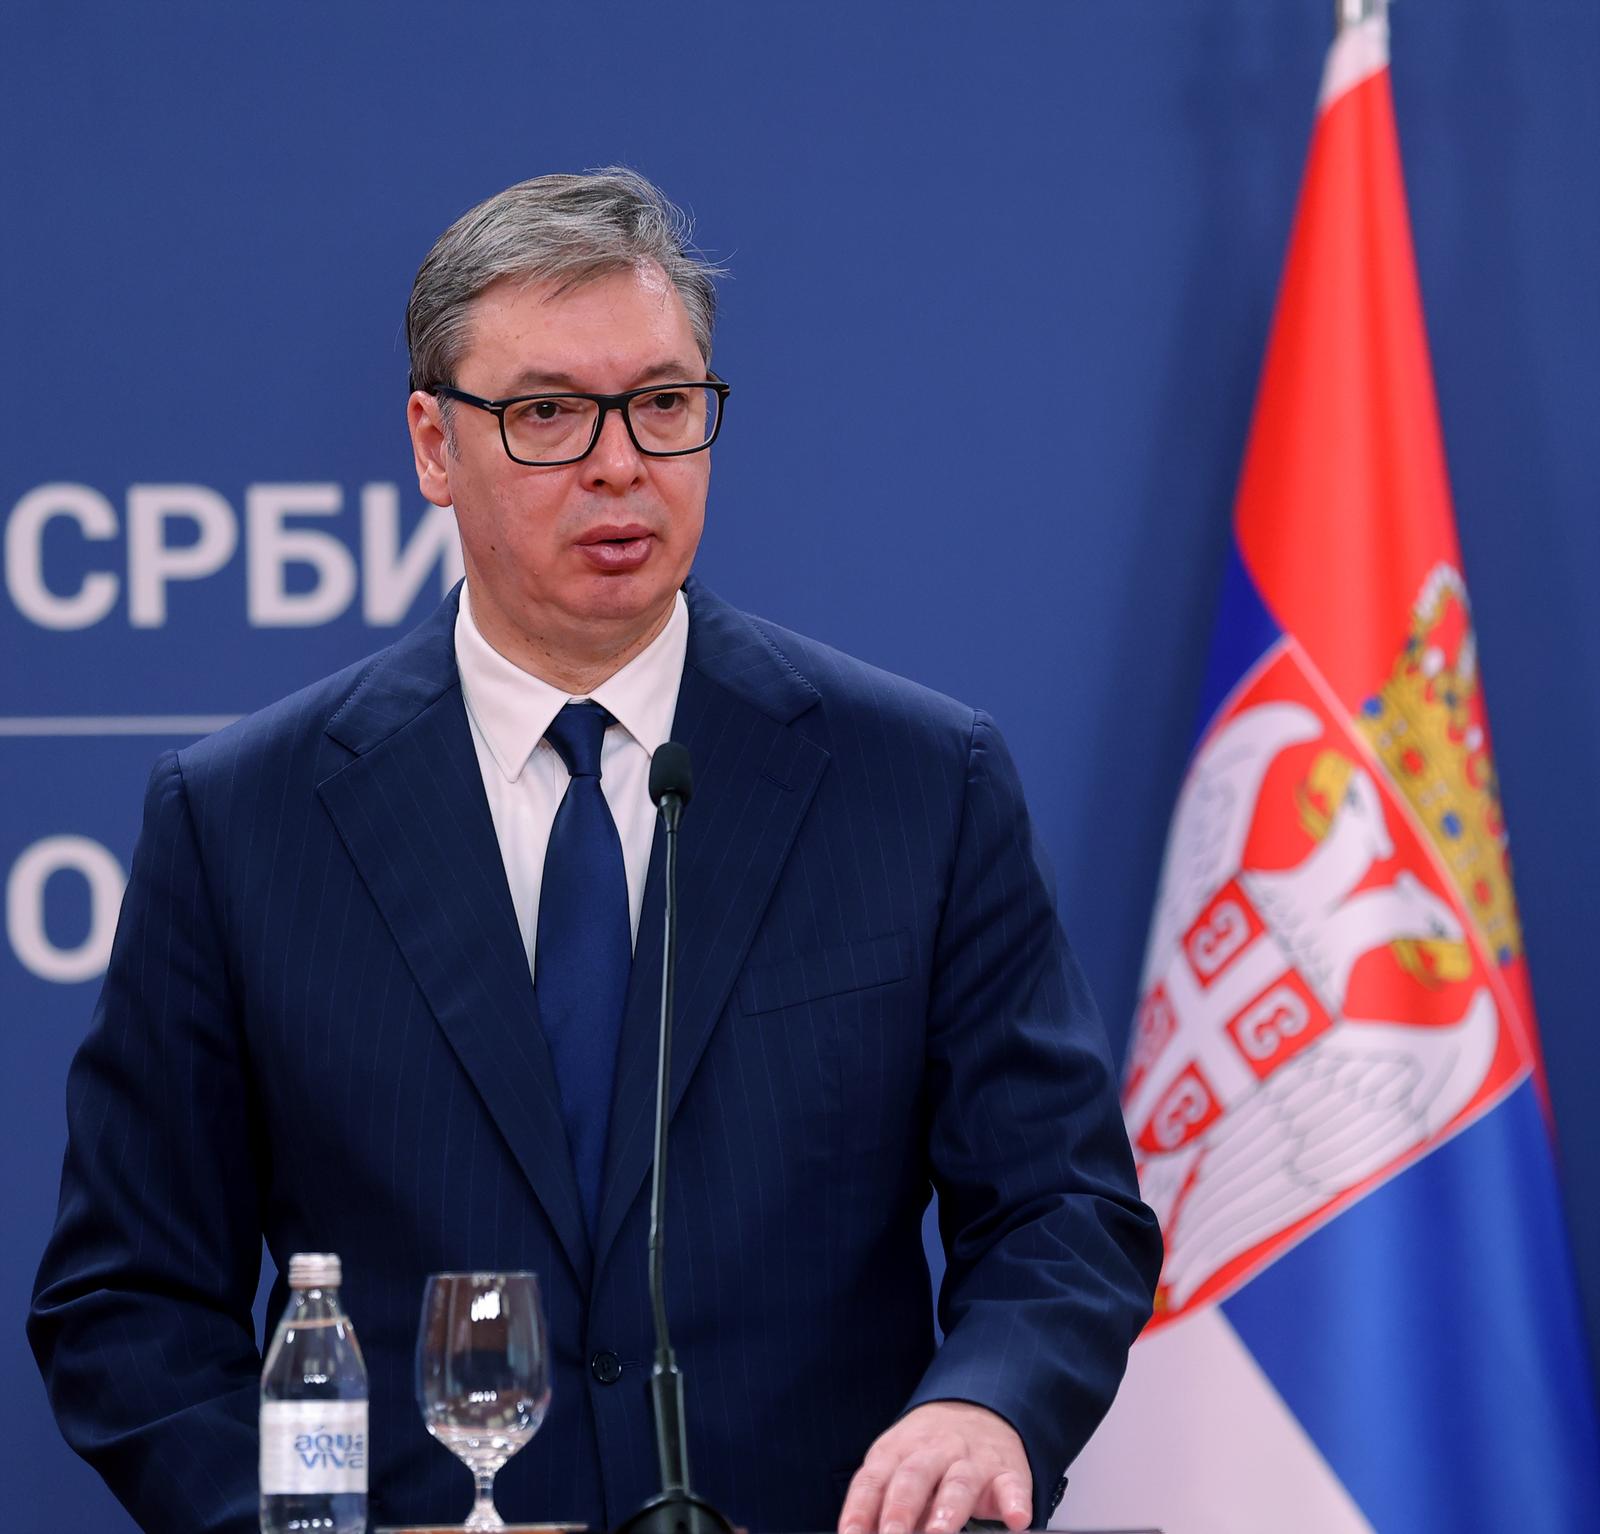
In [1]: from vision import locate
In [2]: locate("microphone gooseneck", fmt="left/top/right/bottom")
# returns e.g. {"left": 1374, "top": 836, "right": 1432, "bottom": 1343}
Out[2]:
{"left": 647, "top": 740, "right": 692, "bottom": 1398}
{"left": 612, "top": 744, "right": 733, "bottom": 1534}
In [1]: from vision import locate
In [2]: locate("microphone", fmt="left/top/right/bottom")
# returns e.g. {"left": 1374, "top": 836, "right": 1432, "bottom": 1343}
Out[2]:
{"left": 649, "top": 742, "right": 693, "bottom": 827}
{"left": 613, "top": 745, "right": 733, "bottom": 1534}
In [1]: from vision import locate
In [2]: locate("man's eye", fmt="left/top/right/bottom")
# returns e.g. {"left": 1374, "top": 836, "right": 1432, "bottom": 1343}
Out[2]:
{"left": 511, "top": 398, "right": 578, "bottom": 426}
{"left": 643, "top": 390, "right": 685, "bottom": 412}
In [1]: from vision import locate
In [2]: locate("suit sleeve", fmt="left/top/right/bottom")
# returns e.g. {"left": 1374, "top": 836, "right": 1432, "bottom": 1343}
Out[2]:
{"left": 28, "top": 750, "right": 264, "bottom": 1534}
{"left": 903, "top": 711, "right": 1163, "bottom": 1523}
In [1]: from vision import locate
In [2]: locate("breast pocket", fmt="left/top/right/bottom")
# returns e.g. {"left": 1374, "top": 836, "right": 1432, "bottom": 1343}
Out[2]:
{"left": 737, "top": 930, "right": 913, "bottom": 1016}
{"left": 736, "top": 930, "right": 922, "bottom": 1164}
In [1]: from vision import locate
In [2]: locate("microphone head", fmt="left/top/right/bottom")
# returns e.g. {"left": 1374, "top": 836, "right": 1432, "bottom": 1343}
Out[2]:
{"left": 650, "top": 742, "right": 694, "bottom": 808}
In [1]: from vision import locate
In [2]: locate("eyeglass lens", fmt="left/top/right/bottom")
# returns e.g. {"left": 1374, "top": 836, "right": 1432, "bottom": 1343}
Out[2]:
{"left": 502, "top": 386, "right": 720, "bottom": 463}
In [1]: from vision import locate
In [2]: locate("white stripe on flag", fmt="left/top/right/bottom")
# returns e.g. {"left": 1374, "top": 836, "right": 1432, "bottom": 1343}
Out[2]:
{"left": 1058, "top": 1308, "right": 1376, "bottom": 1534}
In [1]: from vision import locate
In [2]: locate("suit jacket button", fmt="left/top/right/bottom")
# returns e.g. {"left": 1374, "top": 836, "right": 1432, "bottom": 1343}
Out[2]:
{"left": 590, "top": 1350, "right": 623, "bottom": 1385}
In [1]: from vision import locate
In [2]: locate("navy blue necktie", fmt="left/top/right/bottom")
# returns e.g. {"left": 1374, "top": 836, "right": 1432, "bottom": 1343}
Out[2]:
{"left": 536, "top": 702, "right": 631, "bottom": 1232}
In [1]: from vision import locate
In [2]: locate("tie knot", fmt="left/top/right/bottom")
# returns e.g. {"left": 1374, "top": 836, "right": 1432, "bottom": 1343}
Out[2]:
{"left": 544, "top": 701, "right": 614, "bottom": 779}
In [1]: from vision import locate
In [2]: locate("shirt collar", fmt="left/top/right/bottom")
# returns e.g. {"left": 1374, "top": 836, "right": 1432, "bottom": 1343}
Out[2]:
{"left": 455, "top": 583, "right": 689, "bottom": 783}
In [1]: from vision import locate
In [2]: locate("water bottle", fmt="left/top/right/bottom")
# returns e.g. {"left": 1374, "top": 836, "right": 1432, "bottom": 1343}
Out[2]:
{"left": 260, "top": 1252, "right": 369, "bottom": 1534}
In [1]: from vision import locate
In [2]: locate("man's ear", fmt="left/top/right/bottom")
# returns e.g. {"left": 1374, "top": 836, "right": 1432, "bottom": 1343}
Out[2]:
{"left": 408, "top": 391, "right": 453, "bottom": 508}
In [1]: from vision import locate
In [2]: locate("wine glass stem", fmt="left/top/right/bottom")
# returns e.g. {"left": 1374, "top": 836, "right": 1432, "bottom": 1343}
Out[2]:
{"left": 469, "top": 1467, "right": 503, "bottom": 1529}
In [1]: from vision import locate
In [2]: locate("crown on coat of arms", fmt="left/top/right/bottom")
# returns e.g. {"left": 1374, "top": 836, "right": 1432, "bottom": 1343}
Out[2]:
{"left": 1355, "top": 563, "right": 1523, "bottom": 967}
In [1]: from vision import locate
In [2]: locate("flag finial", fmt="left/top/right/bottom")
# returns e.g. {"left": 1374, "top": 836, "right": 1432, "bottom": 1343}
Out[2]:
{"left": 1337, "top": 0, "right": 1387, "bottom": 32}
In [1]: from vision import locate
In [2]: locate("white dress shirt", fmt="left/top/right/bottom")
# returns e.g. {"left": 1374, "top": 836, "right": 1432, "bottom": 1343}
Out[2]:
{"left": 454, "top": 582, "right": 689, "bottom": 982}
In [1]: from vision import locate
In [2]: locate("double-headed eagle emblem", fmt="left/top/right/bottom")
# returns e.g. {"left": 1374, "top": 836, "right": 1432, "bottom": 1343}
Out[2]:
{"left": 1127, "top": 564, "right": 1529, "bottom": 1323}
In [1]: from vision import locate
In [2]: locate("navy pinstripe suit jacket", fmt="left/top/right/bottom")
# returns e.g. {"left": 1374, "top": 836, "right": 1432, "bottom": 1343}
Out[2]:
{"left": 30, "top": 578, "right": 1160, "bottom": 1534}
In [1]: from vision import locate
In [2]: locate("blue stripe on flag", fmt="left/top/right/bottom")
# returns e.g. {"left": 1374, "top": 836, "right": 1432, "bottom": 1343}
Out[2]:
{"left": 1195, "top": 539, "right": 1282, "bottom": 734}
{"left": 1221, "top": 1081, "right": 1600, "bottom": 1534}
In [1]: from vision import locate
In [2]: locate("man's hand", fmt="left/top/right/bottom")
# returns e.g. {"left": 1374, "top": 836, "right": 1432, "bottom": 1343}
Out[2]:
{"left": 838, "top": 1400, "right": 1033, "bottom": 1534}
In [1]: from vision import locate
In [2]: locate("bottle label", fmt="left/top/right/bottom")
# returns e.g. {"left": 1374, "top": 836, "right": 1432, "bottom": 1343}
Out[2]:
{"left": 260, "top": 1400, "right": 369, "bottom": 1494}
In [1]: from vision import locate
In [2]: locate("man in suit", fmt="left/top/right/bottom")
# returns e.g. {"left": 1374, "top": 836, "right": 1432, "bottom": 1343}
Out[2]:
{"left": 30, "top": 168, "right": 1160, "bottom": 1534}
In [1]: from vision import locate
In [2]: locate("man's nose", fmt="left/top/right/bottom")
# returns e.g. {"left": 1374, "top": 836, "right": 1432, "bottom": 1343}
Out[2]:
{"left": 583, "top": 404, "right": 646, "bottom": 490}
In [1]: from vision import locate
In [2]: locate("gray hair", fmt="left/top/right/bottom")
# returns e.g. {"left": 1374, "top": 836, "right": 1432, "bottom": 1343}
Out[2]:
{"left": 406, "top": 166, "right": 723, "bottom": 394}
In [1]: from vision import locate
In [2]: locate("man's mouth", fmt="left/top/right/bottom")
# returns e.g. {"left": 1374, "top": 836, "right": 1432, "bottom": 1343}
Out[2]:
{"left": 575, "top": 525, "right": 655, "bottom": 571}
{"left": 577, "top": 523, "right": 653, "bottom": 545}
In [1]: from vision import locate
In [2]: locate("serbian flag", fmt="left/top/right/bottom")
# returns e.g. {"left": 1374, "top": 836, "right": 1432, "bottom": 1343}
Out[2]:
{"left": 1063, "top": 13, "right": 1600, "bottom": 1534}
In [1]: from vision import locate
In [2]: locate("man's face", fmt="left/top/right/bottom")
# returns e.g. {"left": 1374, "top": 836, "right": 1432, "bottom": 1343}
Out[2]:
{"left": 409, "top": 263, "right": 710, "bottom": 656}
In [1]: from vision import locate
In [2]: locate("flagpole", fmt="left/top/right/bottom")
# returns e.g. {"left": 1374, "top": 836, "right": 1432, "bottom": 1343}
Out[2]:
{"left": 1336, "top": 0, "right": 1386, "bottom": 29}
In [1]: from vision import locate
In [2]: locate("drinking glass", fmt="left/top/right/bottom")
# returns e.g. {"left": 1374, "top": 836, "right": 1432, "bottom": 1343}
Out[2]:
{"left": 416, "top": 1272, "right": 552, "bottom": 1530}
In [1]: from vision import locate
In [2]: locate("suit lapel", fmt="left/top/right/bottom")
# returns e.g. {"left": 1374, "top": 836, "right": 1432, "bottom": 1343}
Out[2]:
{"left": 316, "top": 589, "right": 591, "bottom": 1285}
{"left": 594, "top": 581, "right": 829, "bottom": 1272}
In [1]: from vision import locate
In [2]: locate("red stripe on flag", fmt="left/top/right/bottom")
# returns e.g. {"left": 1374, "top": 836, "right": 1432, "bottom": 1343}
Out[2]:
{"left": 1235, "top": 70, "right": 1454, "bottom": 714}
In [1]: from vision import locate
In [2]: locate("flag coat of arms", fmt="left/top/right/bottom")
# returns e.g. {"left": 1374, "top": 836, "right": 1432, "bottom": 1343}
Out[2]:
{"left": 1063, "top": 13, "right": 1600, "bottom": 1533}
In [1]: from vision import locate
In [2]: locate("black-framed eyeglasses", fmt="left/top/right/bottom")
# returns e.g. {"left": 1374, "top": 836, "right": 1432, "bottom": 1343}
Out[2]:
{"left": 431, "top": 376, "right": 731, "bottom": 466}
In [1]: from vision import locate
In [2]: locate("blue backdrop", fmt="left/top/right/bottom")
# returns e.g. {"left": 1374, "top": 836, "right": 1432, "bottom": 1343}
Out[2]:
{"left": 4, "top": 3, "right": 1596, "bottom": 1527}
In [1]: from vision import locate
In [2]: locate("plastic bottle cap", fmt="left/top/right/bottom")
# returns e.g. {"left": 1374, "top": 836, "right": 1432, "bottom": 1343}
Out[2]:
{"left": 287, "top": 1252, "right": 342, "bottom": 1290}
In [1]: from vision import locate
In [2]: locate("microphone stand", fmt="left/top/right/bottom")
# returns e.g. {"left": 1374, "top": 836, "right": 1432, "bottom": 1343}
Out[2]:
{"left": 612, "top": 747, "right": 734, "bottom": 1534}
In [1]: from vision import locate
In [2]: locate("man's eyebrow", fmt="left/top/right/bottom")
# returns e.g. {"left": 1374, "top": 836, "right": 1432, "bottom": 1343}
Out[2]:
{"left": 496, "top": 360, "right": 705, "bottom": 395}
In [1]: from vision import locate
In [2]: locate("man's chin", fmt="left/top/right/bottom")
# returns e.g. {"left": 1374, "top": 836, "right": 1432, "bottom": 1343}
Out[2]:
{"left": 564, "top": 570, "right": 681, "bottom": 629}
